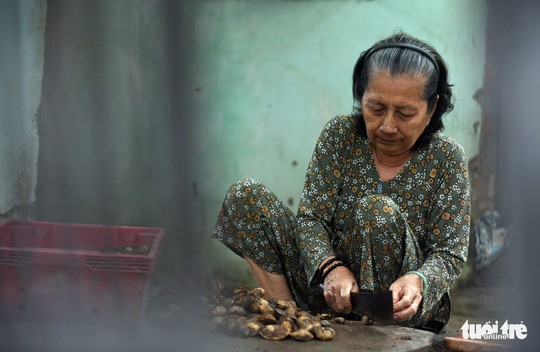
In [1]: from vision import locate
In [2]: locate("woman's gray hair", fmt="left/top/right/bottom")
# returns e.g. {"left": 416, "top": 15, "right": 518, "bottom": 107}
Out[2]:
{"left": 352, "top": 32, "right": 454, "bottom": 149}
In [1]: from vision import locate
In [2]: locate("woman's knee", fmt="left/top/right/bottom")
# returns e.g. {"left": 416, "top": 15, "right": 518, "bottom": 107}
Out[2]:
{"left": 356, "top": 195, "right": 401, "bottom": 223}
{"left": 353, "top": 195, "right": 407, "bottom": 247}
{"left": 227, "top": 178, "right": 267, "bottom": 200}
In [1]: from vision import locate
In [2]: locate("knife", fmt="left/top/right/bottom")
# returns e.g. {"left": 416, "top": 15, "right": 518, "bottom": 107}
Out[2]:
{"left": 318, "top": 284, "right": 394, "bottom": 324}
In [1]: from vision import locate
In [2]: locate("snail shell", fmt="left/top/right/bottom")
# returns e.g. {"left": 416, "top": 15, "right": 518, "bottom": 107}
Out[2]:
{"left": 289, "top": 329, "right": 314, "bottom": 341}
{"left": 313, "top": 326, "right": 336, "bottom": 341}
{"left": 259, "top": 324, "right": 290, "bottom": 340}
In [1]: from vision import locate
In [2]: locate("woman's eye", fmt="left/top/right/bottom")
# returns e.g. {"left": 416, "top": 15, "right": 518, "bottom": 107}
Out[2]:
{"left": 369, "top": 107, "right": 384, "bottom": 114}
{"left": 398, "top": 112, "right": 414, "bottom": 119}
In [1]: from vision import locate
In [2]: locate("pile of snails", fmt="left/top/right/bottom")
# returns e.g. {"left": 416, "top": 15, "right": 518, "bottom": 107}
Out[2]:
{"left": 206, "top": 284, "right": 337, "bottom": 341}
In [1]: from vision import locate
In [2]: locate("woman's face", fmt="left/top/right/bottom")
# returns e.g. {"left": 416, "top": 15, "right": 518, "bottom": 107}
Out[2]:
{"left": 361, "top": 70, "right": 435, "bottom": 158}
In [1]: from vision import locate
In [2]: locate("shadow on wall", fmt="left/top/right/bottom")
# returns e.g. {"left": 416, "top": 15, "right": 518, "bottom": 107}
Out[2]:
{"left": 35, "top": 1, "right": 203, "bottom": 287}
{"left": 486, "top": 0, "right": 540, "bottom": 350}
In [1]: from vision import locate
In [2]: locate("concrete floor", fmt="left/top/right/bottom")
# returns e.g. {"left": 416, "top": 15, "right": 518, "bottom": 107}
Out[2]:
{"left": 1, "top": 316, "right": 438, "bottom": 352}
{"left": 206, "top": 322, "right": 439, "bottom": 352}
{"left": 0, "top": 284, "right": 508, "bottom": 352}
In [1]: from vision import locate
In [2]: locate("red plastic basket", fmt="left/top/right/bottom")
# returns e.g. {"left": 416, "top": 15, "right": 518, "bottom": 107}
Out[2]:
{"left": 0, "top": 220, "right": 165, "bottom": 324}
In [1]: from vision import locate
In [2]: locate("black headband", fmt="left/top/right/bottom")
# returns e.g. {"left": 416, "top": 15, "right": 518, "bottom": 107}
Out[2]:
{"left": 365, "top": 43, "right": 439, "bottom": 77}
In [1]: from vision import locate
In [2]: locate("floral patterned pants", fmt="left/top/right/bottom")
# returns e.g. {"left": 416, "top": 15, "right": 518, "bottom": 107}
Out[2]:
{"left": 212, "top": 179, "right": 449, "bottom": 331}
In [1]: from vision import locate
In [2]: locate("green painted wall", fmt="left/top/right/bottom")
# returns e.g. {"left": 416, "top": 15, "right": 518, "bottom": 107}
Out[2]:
{"left": 191, "top": 1, "right": 487, "bottom": 283}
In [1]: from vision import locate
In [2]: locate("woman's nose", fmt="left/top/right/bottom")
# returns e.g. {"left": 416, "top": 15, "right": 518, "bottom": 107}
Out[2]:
{"left": 379, "top": 114, "right": 398, "bottom": 133}
{"left": 379, "top": 124, "right": 397, "bottom": 133}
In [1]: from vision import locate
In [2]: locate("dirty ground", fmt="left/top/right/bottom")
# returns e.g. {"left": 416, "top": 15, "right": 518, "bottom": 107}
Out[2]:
{"left": 0, "top": 248, "right": 513, "bottom": 352}
{"left": 0, "top": 282, "right": 509, "bottom": 352}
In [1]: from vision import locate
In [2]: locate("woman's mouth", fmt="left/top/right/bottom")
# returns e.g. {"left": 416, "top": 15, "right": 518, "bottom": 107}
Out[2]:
{"left": 377, "top": 136, "right": 397, "bottom": 144}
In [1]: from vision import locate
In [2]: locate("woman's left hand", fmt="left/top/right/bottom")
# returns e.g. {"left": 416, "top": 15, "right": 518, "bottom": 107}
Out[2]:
{"left": 389, "top": 274, "right": 423, "bottom": 321}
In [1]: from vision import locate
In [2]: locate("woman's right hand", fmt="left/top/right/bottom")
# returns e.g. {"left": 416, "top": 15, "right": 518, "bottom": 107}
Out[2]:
{"left": 321, "top": 262, "right": 359, "bottom": 314}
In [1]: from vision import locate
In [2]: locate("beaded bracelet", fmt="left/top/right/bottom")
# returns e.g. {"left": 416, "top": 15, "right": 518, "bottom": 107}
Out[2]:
{"left": 318, "top": 257, "right": 339, "bottom": 276}
{"left": 405, "top": 270, "right": 428, "bottom": 297}
{"left": 321, "top": 262, "right": 347, "bottom": 282}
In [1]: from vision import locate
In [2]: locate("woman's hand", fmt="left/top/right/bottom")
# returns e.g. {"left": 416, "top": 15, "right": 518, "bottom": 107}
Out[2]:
{"left": 321, "top": 260, "right": 359, "bottom": 314}
{"left": 389, "top": 273, "right": 423, "bottom": 321}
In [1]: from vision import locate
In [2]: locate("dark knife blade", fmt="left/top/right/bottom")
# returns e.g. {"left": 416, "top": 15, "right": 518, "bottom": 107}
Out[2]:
{"left": 350, "top": 290, "right": 394, "bottom": 324}
{"left": 318, "top": 284, "right": 394, "bottom": 324}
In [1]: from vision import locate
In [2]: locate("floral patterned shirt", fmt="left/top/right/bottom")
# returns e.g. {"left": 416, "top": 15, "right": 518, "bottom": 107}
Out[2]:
{"left": 296, "top": 115, "right": 471, "bottom": 312}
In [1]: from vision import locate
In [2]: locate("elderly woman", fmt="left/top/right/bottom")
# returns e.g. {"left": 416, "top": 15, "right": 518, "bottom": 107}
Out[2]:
{"left": 212, "top": 32, "right": 470, "bottom": 333}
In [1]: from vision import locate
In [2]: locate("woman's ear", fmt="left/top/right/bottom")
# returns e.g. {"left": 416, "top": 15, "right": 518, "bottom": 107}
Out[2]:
{"left": 428, "top": 94, "right": 439, "bottom": 119}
